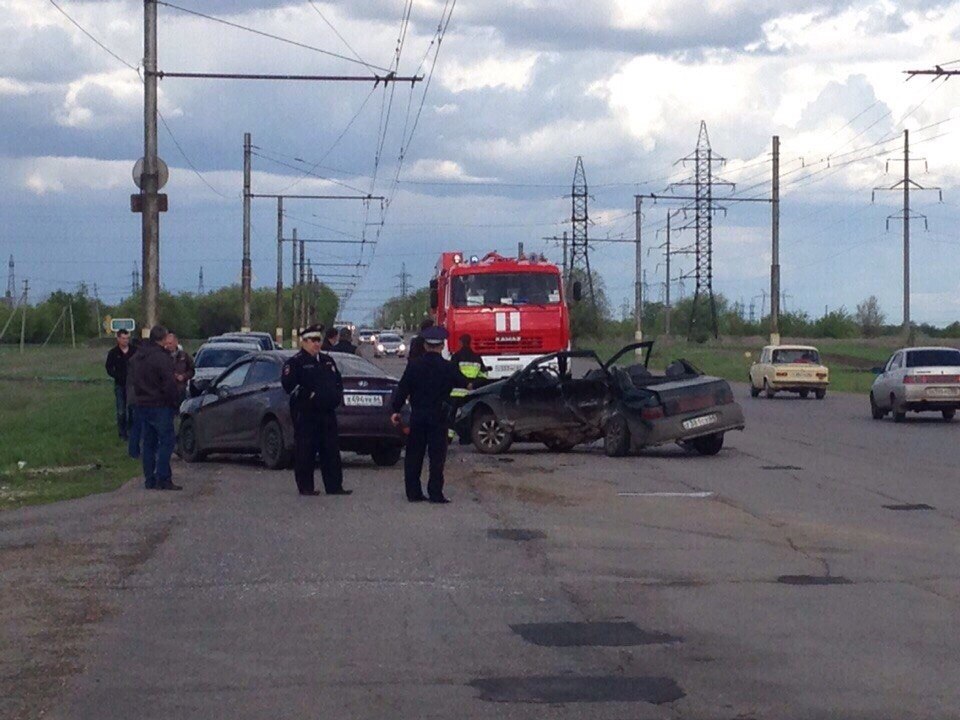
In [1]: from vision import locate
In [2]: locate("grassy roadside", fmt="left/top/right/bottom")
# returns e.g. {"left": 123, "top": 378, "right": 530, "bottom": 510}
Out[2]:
{"left": 589, "top": 336, "right": 908, "bottom": 395}
{"left": 0, "top": 347, "right": 140, "bottom": 510}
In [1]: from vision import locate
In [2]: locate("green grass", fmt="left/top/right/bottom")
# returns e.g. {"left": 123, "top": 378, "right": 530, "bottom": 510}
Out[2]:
{"left": 588, "top": 336, "right": 905, "bottom": 395}
{"left": 0, "top": 347, "right": 140, "bottom": 510}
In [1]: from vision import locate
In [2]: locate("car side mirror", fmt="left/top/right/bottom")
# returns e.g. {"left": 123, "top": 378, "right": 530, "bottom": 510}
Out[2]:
{"left": 429, "top": 279, "right": 439, "bottom": 310}
{"left": 871, "top": 366, "right": 884, "bottom": 375}
{"left": 572, "top": 281, "right": 582, "bottom": 302}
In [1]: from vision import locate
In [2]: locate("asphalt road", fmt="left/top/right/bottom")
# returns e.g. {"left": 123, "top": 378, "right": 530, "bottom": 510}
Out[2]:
{"left": 3, "top": 354, "right": 960, "bottom": 719}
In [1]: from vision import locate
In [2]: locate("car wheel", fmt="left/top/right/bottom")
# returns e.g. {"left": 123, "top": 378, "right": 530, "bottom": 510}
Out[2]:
{"left": 260, "top": 418, "right": 292, "bottom": 470}
{"left": 372, "top": 445, "right": 402, "bottom": 466}
{"left": 764, "top": 379, "right": 776, "bottom": 399}
{"left": 943, "top": 409, "right": 956, "bottom": 422}
{"left": 815, "top": 389, "right": 826, "bottom": 400}
{"left": 544, "top": 439, "right": 576, "bottom": 453}
{"left": 471, "top": 410, "right": 513, "bottom": 454}
{"left": 178, "top": 416, "right": 206, "bottom": 462}
{"left": 749, "top": 380, "right": 760, "bottom": 398}
{"left": 870, "top": 393, "right": 884, "bottom": 420}
{"left": 691, "top": 432, "right": 724, "bottom": 456}
{"left": 892, "top": 394, "right": 906, "bottom": 423}
{"left": 603, "top": 414, "right": 631, "bottom": 457}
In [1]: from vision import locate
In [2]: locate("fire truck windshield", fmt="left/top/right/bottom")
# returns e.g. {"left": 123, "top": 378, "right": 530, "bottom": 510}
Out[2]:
{"left": 451, "top": 272, "right": 561, "bottom": 307}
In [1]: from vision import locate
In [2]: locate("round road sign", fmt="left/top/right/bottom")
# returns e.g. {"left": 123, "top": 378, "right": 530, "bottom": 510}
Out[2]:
{"left": 133, "top": 157, "right": 169, "bottom": 190}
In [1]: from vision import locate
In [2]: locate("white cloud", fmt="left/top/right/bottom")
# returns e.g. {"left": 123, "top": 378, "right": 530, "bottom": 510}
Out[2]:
{"left": 55, "top": 70, "right": 143, "bottom": 128}
{"left": 441, "top": 52, "right": 540, "bottom": 92}
{"left": 401, "top": 158, "right": 494, "bottom": 182}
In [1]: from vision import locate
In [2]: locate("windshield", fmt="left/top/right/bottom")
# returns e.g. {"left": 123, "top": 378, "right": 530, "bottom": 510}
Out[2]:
{"left": 379, "top": 334, "right": 402, "bottom": 342}
{"left": 906, "top": 349, "right": 960, "bottom": 368}
{"left": 772, "top": 349, "right": 820, "bottom": 364}
{"left": 451, "top": 272, "right": 561, "bottom": 307}
{"left": 332, "top": 354, "right": 388, "bottom": 378}
{"left": 195, "top": 347, "right": 251, "bottom": 368}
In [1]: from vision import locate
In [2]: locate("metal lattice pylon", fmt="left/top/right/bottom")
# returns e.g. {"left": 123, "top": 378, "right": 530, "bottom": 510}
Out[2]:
{"left": 570, "top": 156, "right": 595, "bottom": 305}
{"left": 4, "top": 255, "right": 13, "bottom": 307}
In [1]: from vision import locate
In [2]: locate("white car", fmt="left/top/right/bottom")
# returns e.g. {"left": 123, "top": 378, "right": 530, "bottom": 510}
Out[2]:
{"left": 870, "top": 346, "right": 960, "bottom": 422}
{"left": 374, "top": 332, "right": 406, "bottom": 358}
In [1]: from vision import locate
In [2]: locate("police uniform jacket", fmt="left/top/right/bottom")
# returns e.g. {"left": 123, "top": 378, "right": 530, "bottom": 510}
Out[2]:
{"left": 392, "top": 353, "right": 467, "bottom": 423}
{"left": 282, "top": 349, "right": 344, "bottom": 415}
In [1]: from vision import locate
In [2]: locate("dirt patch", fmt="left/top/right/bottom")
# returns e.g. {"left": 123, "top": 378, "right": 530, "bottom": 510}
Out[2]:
{"left": 486, "top": 481, "right": 577, "bottom": 507}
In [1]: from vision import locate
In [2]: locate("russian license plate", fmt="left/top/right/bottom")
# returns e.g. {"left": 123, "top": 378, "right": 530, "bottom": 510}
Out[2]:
{"left": 683, "top": 413, "right": 718, "bottom": 431}
{"left": 344, "top": 393, "right": 383, "bottom": 407}
{"left": 927, "top": 387, "right": 960, "bottom": 398}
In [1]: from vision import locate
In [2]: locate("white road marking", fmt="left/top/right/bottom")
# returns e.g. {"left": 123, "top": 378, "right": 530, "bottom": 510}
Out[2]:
{"left": 617, "top": 491, "right": 715, "bottom": 498}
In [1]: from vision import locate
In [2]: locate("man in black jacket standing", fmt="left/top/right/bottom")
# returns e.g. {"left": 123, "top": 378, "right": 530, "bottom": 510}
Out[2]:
{"left": 331, "top": 327, "right": 359, "bottom": 355}
{"left": 105, "top": 329, "right": 133, "bottom": 439}
{"left": 132, "top": 325, "right": 181, "bottom": 490}
{"left": 281, "top": 324, "right": 351, "bottom": 497}
{"left": 391, "top": 326, "right": 466, "bottom": 503}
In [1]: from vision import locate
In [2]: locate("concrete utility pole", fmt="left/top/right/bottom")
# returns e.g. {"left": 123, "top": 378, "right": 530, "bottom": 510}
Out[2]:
{"left": 634, "top": 196, "right": 642, "bottom": 344}
{"left": 68, "top": 303, "right": 76, "bottom": 349}
{"left": 770, "top": 135, "right": 781, "bottom": 344}
{"left": 141, "top": 0, "right": 160, "bottom": 338}
{"left": 20, "top": 279, "right": 28, "bottom": 353}
{"left": 241, "top": 132, "right": 252, "bottom": 331}
{"left": 298, "top": 229, "right": 306, "bottom": 332}
{"left": 93, "top": 283, "right": 102, "bottom": 338}
{"left": 665, "top": 212, "right": 672, "bottom": 336}
{"left": 562, "top": 231, "right": 568, "bottom": 278}
{"left": 275, "top": 197, "right": 283, "bottom": 345}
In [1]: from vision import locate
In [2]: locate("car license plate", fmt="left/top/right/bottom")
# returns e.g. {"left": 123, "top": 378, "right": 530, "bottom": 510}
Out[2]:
{"left": 344, "top": 393, "right": 383, "bottom": 407}
{"left": 683, "top": 413, "right": 718, "bottom": 431}
{"left": 926, "top": 387, "right": 960, "bottom": 398}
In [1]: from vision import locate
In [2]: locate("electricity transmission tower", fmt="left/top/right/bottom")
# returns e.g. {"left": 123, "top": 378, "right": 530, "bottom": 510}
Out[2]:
{"left": 871, "top": 129, "right": 942, "bottom": 334}
{"left": 668, "top": 121, "right": 733, "bottom": 338}
{"left": 4, "top": 255, "right": 13, "bottom": 307}
{"left": 570, "top": 156, "right": 595, "bottom": 305}
{"left": 197, "top": 266, "right": 205, "bottom": 295}
{"left": 395, "top": 262, "right": 411, "bottom": 298}
{"left": 132, "top": 263, "right": 140, "bottom": 295}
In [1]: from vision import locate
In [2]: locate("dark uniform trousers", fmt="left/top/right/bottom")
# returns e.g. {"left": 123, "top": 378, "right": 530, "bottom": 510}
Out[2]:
{"left": 293, "top": 408, "right": 343, "bottom": 494}
{"left": 404, "top": 414, "right": 448, "bottom": 500}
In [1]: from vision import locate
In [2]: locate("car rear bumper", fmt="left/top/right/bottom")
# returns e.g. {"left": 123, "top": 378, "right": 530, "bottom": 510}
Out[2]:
{"left": 768, "top": 380, "right": 828, "bottom": 391}
{"left": 627, "top": 402, "right": 746, "bottom": 448}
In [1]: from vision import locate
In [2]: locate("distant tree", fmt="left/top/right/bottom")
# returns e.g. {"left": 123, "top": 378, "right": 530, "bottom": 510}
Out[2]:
{"left": 814, "top": 307, "right": 858, "bottom": 338}
{"left": 568, "top": 268, "right": 612, "bottom": 341}
{"left": 855, "top": 296, "right": 886, "bottom": 337}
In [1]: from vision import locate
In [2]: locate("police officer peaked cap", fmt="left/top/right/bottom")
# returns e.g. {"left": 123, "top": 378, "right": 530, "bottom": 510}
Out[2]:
{"left": 300, "top": 324, "right": 324, "bottom": 340}
{"left": 422, "top": 326, "right": 448, "bottom": 345}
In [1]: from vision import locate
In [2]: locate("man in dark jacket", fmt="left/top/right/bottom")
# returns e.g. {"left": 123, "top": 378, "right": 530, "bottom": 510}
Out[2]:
{"left": 331, "top": 327, "right": 359, "bottom": 355}
{"left": 406, "top": 318, "right": 435, "bottom": 363}
{"left": 132, "top": 325, "right": 181, "bottom": 490}
{"left": 450, "top": 333, "right": 489, "bottom": 372}
{"left": 320, "top": 327, "right": 339, "bottom": 352}
{"left": 391, "top": 326, "right": 466, "bottom": 503}
{"left": 164, "top": 332, "right": 195, "bottom": 401}
{"left": 281, "top": 324, "right": 351, "bottom": 497}
{"left": 105, "top": 329, "right": 133, "bottom": 439}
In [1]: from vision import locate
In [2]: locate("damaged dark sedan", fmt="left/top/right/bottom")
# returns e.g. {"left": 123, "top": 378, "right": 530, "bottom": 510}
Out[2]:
{"left": 453, "top": 342, "right": 745, "bottom": 456}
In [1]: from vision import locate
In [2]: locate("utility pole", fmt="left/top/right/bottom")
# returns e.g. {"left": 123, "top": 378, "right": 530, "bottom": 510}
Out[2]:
{"left": 93, "top": 283, "right": 102, "bottom": 338}
{"left": 132, "top": 263, "right": 140, "bottom": 295}
{"left": 562, "top": 231, "right": 568, "bottom": 278}
{"left": 241, "top": 132, "right": 252, "bottom": 331}
{"left": 68, "top": 303, "right": 76, "bottom": 349}
{"left": 197, "top": 267, "right": 205, "bottom": 294}
{"left": 570, "top": 156, "right": 595, "bottom": 306}
{"left": 665, "top": 211, "right": 672, "bottom": 336}
{"left": 298, "top": 229, "right": 306, "bottom": 332}
{"left": 396, "top": 262, "right": 411, "bottom": 297}
{"left": 141, "top": 0, "right": 160, "bottom": 338}
{"left": 20, "top": 279, "right": 28, "bottom": 353}
{"left": 634, "top": 196, "right": 642, "bottom": 343}
{"left": 275, "top": 197, "right": 283, "bottom": 345}
{"left": 872, "top": 129, "right": 942, "bottom": 336}
{"left": 770, "top": 135, "right": 781, "bottom": 344}
{"left": 4, "top": 255, "right": 13, "bottom": 307}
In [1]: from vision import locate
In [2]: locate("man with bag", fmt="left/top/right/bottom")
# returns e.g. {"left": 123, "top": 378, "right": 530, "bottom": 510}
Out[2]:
{"left": 281, "top": 324, "right": 352, "bottom": 497}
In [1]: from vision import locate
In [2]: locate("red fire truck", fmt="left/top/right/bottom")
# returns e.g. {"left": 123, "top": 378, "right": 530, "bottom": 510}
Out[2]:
{"left": 430, "top": 251, "right": 578, "bottom": 379}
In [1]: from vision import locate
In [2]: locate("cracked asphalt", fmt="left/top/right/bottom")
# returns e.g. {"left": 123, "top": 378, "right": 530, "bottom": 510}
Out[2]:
{"left": 2, "top": 362, "right": 959, "bottom": 719}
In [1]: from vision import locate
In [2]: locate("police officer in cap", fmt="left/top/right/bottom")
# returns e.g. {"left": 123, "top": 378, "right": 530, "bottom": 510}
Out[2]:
{"left": 282, "top": 324, "right": 352, "bottom": 497}
{"left": 391, "top": 326, "right": 466, "bottom": 503}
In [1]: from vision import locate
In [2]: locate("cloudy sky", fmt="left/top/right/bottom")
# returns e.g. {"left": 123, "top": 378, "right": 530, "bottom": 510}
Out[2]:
{"left": 3, "top": 0, "right": 960, "bottom": 325}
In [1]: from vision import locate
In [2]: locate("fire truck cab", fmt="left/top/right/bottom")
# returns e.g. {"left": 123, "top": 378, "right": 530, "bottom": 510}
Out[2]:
{"left": 430, "top": 251, "right": 575, "bottom": 379}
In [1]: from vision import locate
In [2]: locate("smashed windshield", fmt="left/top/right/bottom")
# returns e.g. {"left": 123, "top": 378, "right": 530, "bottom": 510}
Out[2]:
{"left": 451, "top": 272, "right": 561, "bottom": 307}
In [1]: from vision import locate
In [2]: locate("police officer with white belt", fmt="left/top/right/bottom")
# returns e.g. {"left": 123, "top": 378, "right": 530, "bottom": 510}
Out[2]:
{"left": 282, "top": 324, "right": 352, "bottom": 497}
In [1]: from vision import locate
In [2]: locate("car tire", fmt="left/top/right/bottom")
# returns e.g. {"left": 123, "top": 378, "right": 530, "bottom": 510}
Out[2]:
{"left": 544, "top": 439, "right": 576, "bottom": 453}
{"left": 471, "top": 410, "right": 513, "bottom": 454}
{"left": 799, "top": 389, "right": 810, "bottom": 399}
{"left": 943, "top": 409, "right": 956, "bottom": 422}
{"left": 260, "top": 418, "right": 292, "bottom": 470}
{"left": 603, "top": 414, "right": 631, "bottom": 457}
{"left": 764, "top": 379, "right": 775, "bottom": 399}
{"left": 870, "top": 393, "right": 884, "bottom": 420}
{"left": 815, "top": 389, "right": 826, "bottom": 400}
{"left": 372, "top": 445, "right": 402, "bottom": 466}
{"left": 749, "top": 381, "right": 760, "bottom": 398}
{"left": 691, "top": 432, "right": 724, "bottom": 456}
{"left": 178, "top": 416, "right": 206, "bottom": 463}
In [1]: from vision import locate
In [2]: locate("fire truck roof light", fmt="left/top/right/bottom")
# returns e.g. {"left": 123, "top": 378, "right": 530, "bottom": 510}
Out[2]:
{"left": 453, "top": 253, "right": 462, "bottom": 263}
{"left": 469, "top": 255, "right": 479, "bottom": 263}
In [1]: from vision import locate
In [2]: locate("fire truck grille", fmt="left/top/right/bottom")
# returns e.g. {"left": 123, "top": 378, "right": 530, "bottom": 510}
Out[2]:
{"left": 474, "top": 337, "right": 544, "bottom": 353}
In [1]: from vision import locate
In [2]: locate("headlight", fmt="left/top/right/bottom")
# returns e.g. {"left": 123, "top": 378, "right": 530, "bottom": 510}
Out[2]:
{"left": 398, "top": 343, "right": 406, "bottom": 351}
{"left": 377, "top": 344, "right": 384, "bottom": 352}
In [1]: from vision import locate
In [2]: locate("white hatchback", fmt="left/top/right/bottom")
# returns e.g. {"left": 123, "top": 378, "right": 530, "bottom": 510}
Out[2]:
{"left": 870, "top": 346, "right": 960, "bottom": 422}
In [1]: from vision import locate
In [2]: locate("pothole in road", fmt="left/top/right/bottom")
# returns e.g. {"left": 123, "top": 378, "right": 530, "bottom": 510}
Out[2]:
{"left": 883, "top": 503, "right": 935, "bottom": 511}
{"left": 510, "top": 621, "right": 681, "bottom": 647}
{"left": 468, "top": 675, "right": 685, "bottom": 704}
{"left": 488, "top": 529, "right": 546, "bottom": 541}
{"left": 777, "top": 575, "right": 852, "bottom": 586}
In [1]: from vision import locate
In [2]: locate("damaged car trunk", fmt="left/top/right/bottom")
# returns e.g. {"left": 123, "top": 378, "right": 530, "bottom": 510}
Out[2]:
{"left": 453, "top": 341, "right": 745, "bottom": 456}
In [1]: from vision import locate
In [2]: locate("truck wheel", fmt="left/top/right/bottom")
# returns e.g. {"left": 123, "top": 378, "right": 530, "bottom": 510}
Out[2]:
{"left": 178, "top": 417, "right": 206, "bottom": 463}
{"left": 472, "top": 410, "right": 513, "bottom": 454}
{"left": 260, "top": 418, "right": 291, "bottom": 470}
{"left": 372, "top": 445, "right": 402, "bottom": 466}
{"left": 604, "top": 414, "right": 631, "bottom": 457}
{"left": 870, "top": 393, "right": 884, "bottom": 420}
{"left": 691, "top": 432, "right": 724, "bottom": 456}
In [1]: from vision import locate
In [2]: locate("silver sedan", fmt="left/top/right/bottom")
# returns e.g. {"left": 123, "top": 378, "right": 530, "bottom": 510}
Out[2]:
{"left": 870, "top": 346, "right": 960, "bottom": 422}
